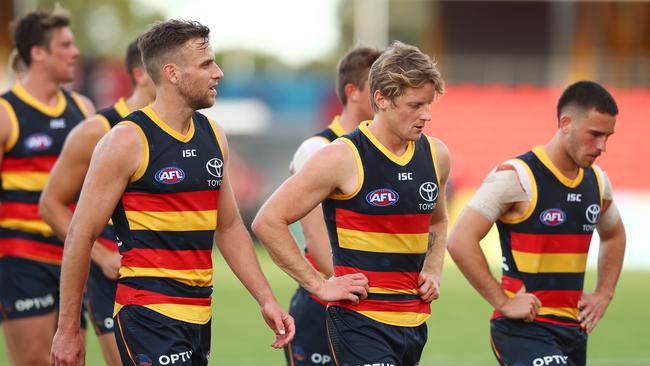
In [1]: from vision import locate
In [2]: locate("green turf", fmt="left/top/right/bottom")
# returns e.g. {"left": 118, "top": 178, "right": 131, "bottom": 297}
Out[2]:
{"left": 1, "top": 250, "right": 648, "bottom": 365}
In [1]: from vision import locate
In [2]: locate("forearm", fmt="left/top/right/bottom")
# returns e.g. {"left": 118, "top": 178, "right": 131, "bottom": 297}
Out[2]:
{"left": 594, "top": 221, "right": 626, "bottom": 298}
{"left": 253, "top": 216, "right": 325, "bottom": 294}
{"left": 421, "top": 219, "right": 448, "bottom": 279}
{"left": 39, "top": 198, "right": 73, "bottom": 242}
{"left": 301, "top": 207, "right": 333, "bottom": 277}
{"left": 57, "top": 228, "right": 94, "bottom": 330}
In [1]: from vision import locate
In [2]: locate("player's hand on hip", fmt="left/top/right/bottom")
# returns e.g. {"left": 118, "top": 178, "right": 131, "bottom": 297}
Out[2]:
{"left": 578, "top": 291, "right": 611, "bottom": 333}
{"left": 96, "top": 248, "right": 121, "bottom": 280}
{"left": 417, "top": 271, "right": 440, "bottom": 303}
{"left": 499, "top": 286, "right": 541, "bottom": 322}
{"left": 315, "top": 273, "right": 369, "bottom": 305}
{"left": 260, "top": 300, "right": 295, "bottom": 349}
{"left": 51, "top": 327, "right": 85, "bottom": 366}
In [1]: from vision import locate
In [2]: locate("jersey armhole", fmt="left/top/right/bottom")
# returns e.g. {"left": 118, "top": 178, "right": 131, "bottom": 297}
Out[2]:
{"left": 0, "top": 98, "right": 19, "bottom": 152}
{"left": 426, "top": 136, "right": 441, "bottom": 188}
{"left": 96, "top": 114, "right": 112, "bottom": 133}
{"left": 592, "top": 165, "right": 605, "bottom": 208}
{"left": 499, "top": 158, "right": 538, "bottom": 224}
{"left": 207, "top": 117, "right": 226, "bottom": 160}
{"left": 70, "top": 92, "right": 90, "bottom": 118}
{"left": 117, "top": 121, "right": 149, "bottom": 182}
{"left": 328, "top": 137, "right": 364, "bottom": 200}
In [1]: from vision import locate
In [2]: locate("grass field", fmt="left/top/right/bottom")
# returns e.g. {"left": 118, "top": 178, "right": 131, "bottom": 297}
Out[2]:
{"left": 1, "top": 248, "right": 648, "bottom": 365}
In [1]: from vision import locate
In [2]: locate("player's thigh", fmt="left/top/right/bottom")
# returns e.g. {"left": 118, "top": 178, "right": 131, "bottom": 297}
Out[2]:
{"left": 0, "top": 256, "right": 59, "bottom": 319}
{"left": 491, "top": 318, "right": 569, "bottom": 366}
{"left": 86, "top": 262, "right": 118, "bottom": 335}
{"left": 2, "top": 312, "right": 57, "bottom": 366}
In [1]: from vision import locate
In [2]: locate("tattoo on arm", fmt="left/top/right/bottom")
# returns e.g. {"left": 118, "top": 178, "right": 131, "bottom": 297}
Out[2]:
{"left": 427, "top": 231, "right": 437, "bottom": 255}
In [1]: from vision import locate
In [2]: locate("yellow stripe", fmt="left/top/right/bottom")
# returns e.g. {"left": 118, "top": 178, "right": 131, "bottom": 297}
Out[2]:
{"left": 500, "top": 158, "right": 538, "bottom": 224}
{"left": 532, "top": 145, "right": 583, "bottom": 188}
{"left": 117, "top": 121, "right": 149, "bottom": 182}
{"left": 125, "top": 210, "right": 217, "bottom": 231}
{"left": 1, "top": 172, "right": 49, "bottom": 191}
{"left": 359, "top": 121, "right": 415, "bottom": 166}
{"left": 119, "top": 266, "right": 213, "bottom": 287}
{"left": 329, "top": 138, "right": 364, "bottom": 200}
{"left": 328, "top": 116, "right": 347, "bottom": 137}
{"left": 96, "top": 114, "right": 112, "bottom": 132}
{"left": 512, "top": 251, "right": 588, "bottom": 273}
{"left": 113, "top": 302, "right": 212, "bottom": 325}
{"left": 142, "top": 106, "right": 195, "bottom": 143}
{"left": 0, "top": 219, "right": 53, "bottom": 236}
{"left": 368, "top": 287, "right": 419, "bottom": 295}
{"left": 114, "top": 97, "right": 131, "bottom": 118}
{"left": 206, "top": 117, "right": 225, "bottom": 159}
{"left": 426, "top": 136, "right": 440, "bottom": 188}
{"left": 358, "top": 310, "right": 430, "bottom": 327}
{"left": 337, "top": 228, "right": 429, "bottom": 254}
{"left": 70, "top": 92, "right": 89, "bottom": 117}
{"left": 538, "top": 306, "right": 579, "bottom": 320}
{"left": 0, "top": 98, "right": 19, "bottom": 151}
{"left": 12, "top": 83, "right": 66, "bottom": 117}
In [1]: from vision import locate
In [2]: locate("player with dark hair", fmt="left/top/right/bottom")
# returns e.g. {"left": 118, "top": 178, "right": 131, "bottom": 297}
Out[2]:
{"left": 448, "top": 80, "right": 626, "bottom": 366}
{"left": 50, "top": 19, "right": 293, "bottom": 366}
{"left": 0, "top": 8, "right": 94, "bottom": 366}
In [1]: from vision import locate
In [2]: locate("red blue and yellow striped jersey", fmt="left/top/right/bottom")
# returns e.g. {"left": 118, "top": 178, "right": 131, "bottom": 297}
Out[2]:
{"left": 111, "top": 106, "right": 223, "bottom": 324}
{"left": 494, "top": 146, "right": 603, "bottom": 326}
{"left": 322, "top": 121, "right": 439, "bottom": 327}
{"left": 0, "top": 83, "right": 88, "bottom": 264}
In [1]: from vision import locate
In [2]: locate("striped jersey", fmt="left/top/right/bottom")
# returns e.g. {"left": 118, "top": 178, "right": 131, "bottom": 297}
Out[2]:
{"left": 94, "top": 98, "right": 132, "bottom": 253}
{"left": 494, "top": 146, "right": 604, "bottom": 326}
{"left": 111, "top": 106, "right": 223, "bottom": 324}
{"left": 0, "top": 83, "right": 88, "bottom": 264}
{"left": 322, "top": 121, "right": 440, "bottom": 327}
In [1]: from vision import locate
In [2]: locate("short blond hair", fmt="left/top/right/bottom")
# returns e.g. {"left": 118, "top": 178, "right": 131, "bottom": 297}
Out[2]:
{"left": 369, "top": 41, "right": 444, "bottom": 112}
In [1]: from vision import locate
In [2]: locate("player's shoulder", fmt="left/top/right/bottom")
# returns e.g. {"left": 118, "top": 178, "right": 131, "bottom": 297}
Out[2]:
{"left": 69, "top": 91, "right": 96, "bottom": 116}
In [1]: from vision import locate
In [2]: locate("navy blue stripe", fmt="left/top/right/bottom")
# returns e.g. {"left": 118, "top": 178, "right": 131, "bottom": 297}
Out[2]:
{"left": 0, "top": 227, "right": 62, "bottom": 244}
{"left": 333, "top": 247, "right": 424, "bottom": 273}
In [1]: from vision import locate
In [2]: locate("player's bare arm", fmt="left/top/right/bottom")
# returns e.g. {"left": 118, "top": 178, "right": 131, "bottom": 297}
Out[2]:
{"left": 253, "top": 141, "right": 369, "bottom": 303}
{"left": 447, "top": 164, "right": 541, "bottom": 321}
{"left": 0, "top": 99, "right": 15, "bottom": 171}
{"left": 291, "top": 137, "right": 334, "bottom": 277}
{"left": 418, "top": 137, "right": 450, "bottom": 303}
{"left": 51, "top": 124, "right": 143, "bottom": 366}
{"left": 211, "top": 124, "right": 295, "bottom": 349}
{"left": 39, "top": 117, "right": 120, "bottom": 279}
{"left": 578, "top": 171, "right": 626, "bottom": 333}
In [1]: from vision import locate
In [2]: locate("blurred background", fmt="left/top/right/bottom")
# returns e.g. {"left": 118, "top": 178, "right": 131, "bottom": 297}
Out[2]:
{"left": 1, "top": 0, "right": 649, "bottom": 365}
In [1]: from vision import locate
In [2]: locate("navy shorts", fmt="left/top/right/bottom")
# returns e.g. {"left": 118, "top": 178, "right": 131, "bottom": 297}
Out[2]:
{"left": 326, "top": 305, "right": 427, "bottom": 366}
{"left": 85, "top": 262, "right": 117, "bottom": 334}
{"left": 0, "top": 256, "right": 59, "bottom": 319}
{"left": 285, "top": 287, "right": 331, "bottom": 365}
{"left": 114, "top": 305, "right": 211, "bottom": 366}
{"left": 490, "top": 317, "right": 588, "bottom": 366}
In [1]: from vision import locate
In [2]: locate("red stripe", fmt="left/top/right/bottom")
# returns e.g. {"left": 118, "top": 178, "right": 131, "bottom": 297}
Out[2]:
{"left": 122, "top": 190, "right": 218, "bottom": 212}
{"left": 0, "top": 237, "right": 62, "bottom": 263}
{"left": 510, "top": 232, "right": 592, "bottom": 253}
{"left": 334, "top": 299, "right": 430, "bottom": 314}
{"left": 122, "top": 248, "right": 212, "bottom": 270}
{"left": 491, "top": 312, "right": 580, "bottom": 327}
{"left": 335, "top": 208, "right": 431, "bottom": 234}
{"left": 335, "top": 265, "right": 419, "bottom": 291}
{"left": 0, "top": 202, "right": 40, "bottom": 220}
{"left": 501, "top": 275, "right": 524, "bottom": 293}
{"left": 533, "top": 290, "right": 582, "bottom": 308}
{"left": 115, "top": 283, "right": 211, "bottom": 307}
{"left": 1, "top": 156, "right": 58, "bottom": 172}
{"left": 97, "top": 237, "right": 118, "bottom": 252}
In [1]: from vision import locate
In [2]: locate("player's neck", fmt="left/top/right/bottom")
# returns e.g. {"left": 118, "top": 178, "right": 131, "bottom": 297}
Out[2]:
{"left": 543, "top": 138, "right": 580, "bottom": 179}
{"left": 368, "top": 117, "right": 410, "bottom": 156}
{"left": 148, "top": 90, "right": 194, "bottom": 136}
{"left": 338, "top": 107, "right": 365, "bottom": 133}
{"left": 19, "top": 68, "right": 62, "bottom": 106}
{"left": 125, "top": 88, "right": 153, "bottom": 112}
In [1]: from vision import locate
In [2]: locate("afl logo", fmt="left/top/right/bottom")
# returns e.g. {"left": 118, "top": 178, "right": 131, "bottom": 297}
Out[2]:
{"left": 206, "top": 158, "right": 223, "bottom": 178}
{"left": 540, "top": 208, "right": 566, "bottom": 226}
{"left": 419, "top": 182, "right": 438, "bottom": 202}
{"left": 585, "top": 204, "right": 600, "bottom": 224}
{"left": 155, "top": 167, "right": 185, "bottom": 184}
{"left": 25, "top": 133, "right": 53, "bottom": 151}
{"left": 366, "top": 188, "right": 399, "bottom": 207}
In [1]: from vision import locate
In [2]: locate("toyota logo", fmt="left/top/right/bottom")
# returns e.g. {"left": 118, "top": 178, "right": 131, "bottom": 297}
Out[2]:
{"left": 206, "top": 158, "right": 223, "bottom": 178}
{"left": 419, "top": 182, "right": 438, "bottom": 202}
{"left": 585, "top": 204, "right": 600, "bottom": 224}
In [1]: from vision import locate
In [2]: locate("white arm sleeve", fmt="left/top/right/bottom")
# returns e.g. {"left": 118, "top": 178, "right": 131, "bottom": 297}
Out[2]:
{"left": 289, "top": 137, "right": 329, "bottom": 173}
{"left": 467, "top": 162, "right": 530, "bottom": 222}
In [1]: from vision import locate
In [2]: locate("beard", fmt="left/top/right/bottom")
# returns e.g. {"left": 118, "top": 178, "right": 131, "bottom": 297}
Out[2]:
{"left": 178, "top": 77, "right": 215, "bottom": 110}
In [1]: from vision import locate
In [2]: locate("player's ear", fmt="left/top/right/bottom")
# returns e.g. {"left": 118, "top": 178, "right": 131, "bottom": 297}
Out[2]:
{"left": 558, "top": 114, "right": 572, "bottom": 134}
{"left": 162, "top": 63, "right": 179, "bottom": 84}
{"left": 373, "top": 90, "right": 388, "bottom": 111}
{"left": 345, "top": 83, "right": 358, "bottom": 103}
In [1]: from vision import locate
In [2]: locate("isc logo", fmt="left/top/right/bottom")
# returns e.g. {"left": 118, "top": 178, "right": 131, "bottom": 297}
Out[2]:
{"left": 155, "top": 167, "right": 185, "bottom": 184}
{"left": 366, "top": 188, "right": 399, "bottom": 207}
{"left": 540, "top": 208, "right": 566, "bottom": 226}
